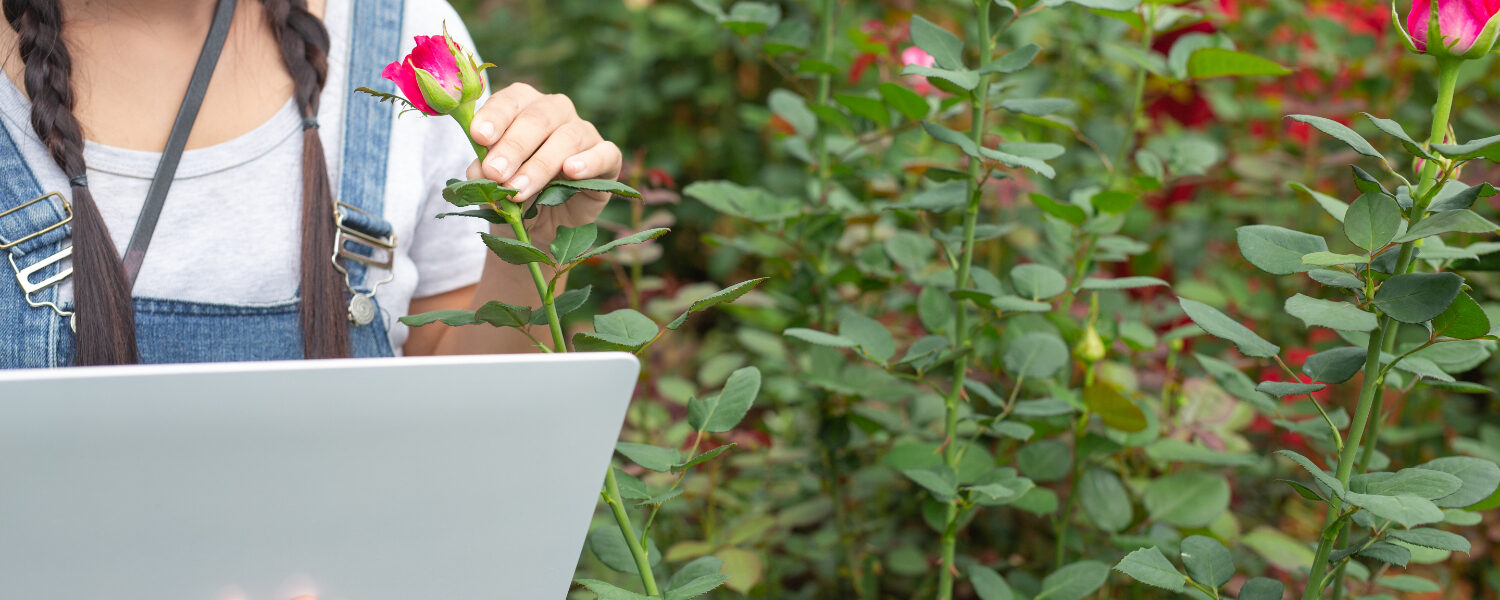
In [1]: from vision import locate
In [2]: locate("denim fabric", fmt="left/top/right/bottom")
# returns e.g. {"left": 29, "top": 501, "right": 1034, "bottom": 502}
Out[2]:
{"left": 0, "top": 0, "right": 405, "bottom": 368}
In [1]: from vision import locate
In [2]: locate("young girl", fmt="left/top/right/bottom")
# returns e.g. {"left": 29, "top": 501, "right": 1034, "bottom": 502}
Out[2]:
{"left": 0, "top": 0, "right": 619, "bottom": 368}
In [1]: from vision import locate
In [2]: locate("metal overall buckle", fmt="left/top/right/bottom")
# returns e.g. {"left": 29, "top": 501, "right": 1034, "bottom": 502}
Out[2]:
{"left": 1, "top": 192, "right": 76, "bottom": 330}
{"left": 331, "top": 201, "right": 397, "bottom": 326}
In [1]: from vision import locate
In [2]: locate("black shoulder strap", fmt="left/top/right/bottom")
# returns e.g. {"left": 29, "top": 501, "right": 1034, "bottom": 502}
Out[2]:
{"left": 120, "top": 0, "right": 238, "bottom": 285}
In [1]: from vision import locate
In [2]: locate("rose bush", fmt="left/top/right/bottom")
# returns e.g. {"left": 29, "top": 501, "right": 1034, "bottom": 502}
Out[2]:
{"left": 435, "top": 0, "right": 1500, "bottom": 598}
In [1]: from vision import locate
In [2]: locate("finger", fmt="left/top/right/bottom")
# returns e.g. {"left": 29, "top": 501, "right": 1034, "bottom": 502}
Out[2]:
{"left": 507, "top": 120, "right": 600, "bottom": 200}
{"left": 562, "top": 140, "right": 623, "bottom": 181}
{"left": 469, "top": 82, "right": 543, "bottom": 146}
{"left": 466, "top": 158, "right": 483, "bottom": 180}
{"left": 480, "top": 94, "right": 576, "bottom": 183}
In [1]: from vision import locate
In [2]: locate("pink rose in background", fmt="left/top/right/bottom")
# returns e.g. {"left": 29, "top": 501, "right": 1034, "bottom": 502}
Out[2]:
{"left": 382, "top": 34, "right": 482, "bottom": 115}
{"left": 900, "top": 46, "right": 937, "bottom": 95}
{"left": 1404, "top": 0, "right": 1500, "bottom": 56}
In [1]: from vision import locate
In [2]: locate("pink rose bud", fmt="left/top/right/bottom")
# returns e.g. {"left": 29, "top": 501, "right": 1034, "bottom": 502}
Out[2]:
{"left": 900, "top": 46, "right": 938, "bottom": 95}
{"left": 382, "top": 34, "right": 476, "bottom": 115}
{"left": 1399, "top": 0, "right": 1500, "bottom": 58}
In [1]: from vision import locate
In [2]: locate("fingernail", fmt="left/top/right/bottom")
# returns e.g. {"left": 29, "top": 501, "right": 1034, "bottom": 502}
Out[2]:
{"left": 566, "top": 158, "right": 585, "bottom": 174}
{"left": 476, "top": 120, "right": 495, "bottom": 142}
{"left": 508, "top": 175, "right": 531, "bottom": 197}
{"left": 488, "top": 156, "right": 508, "bottom": 179}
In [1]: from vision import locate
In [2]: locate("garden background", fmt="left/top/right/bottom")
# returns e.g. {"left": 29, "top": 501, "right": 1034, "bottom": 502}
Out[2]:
{"left": 440, "top": 0, "right": 1500, "bottom": 598}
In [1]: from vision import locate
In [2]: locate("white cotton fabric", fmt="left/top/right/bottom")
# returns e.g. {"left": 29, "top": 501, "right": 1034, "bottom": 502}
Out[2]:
{"left": 0, "top": 0, "right": 489, "bottom": 353}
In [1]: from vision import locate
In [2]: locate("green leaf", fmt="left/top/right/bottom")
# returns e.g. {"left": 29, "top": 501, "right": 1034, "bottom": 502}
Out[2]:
{"left": 903, "top": 465, "right": 958, "bottom": 502}
{"left": 480, "top": 233, "right": 553, "bottom": 266}
{"left": 1375, "top": 574, "right": 1440, "bottom": 593}
{"left": 1309, "top": 269, "right": 1364, "bottom": 289}
{"left": 1145, "top": 439, "right": 1260, "bottom": 466}
{"left": 442, "top": 178, "right": 519, "bottom": 207}
{"left": 586, "top": 525, "right": 662, "bottom": 575}
{"left": 979, "top": 144, "right": 1057, "bottom": 179}
{"left": 1035, "top": 561, "right": 1110, "bottom": 600}
{"left": 668, "top": 556, "right": 725, "bottom": 591}
{"left": 999, "top": 97, "right": 1073, "bottom": 116}
{"left": 1018, "top": 440, "right": 1071, "bottom": 482}
{"left": 1089, "top": 190, "right": 1137, "bottom": 214}
{"left": 689, "top": 366, "right": 762, "bottom": 433}
{"left": 1292, "top": 182, "right": 1349, "bottom": 222}
{"left": 577, "top": 228, "right": 671, "bottom": 262}
{"left": 1301, "top": 251, "right": 1369, "bottom": 267}
{"left": 684, "top": 181, "right": 800, "bottom": 222}
{"left": 1145, "top": 472, "right": 1230, "bottom": 528}
{"left": 615, "top": 442, "right": 681, "bottom": 472}
{"left": 666, "top": 278, "right": 767, "bottom": 330}
{"left": 1362, "top": 113, "right": 1436, "bottom": 159}
{"left": 839, "top": 310, "right": 895, "bottom": 363}
{"left": 1353, "top": 468, "right": 1462, "bottom": 499}
{"left": 1343, "top": 491, "right": 1446, "bottom": 528}
{"left": 1430, "top": 181, "right": 1497, "bottom": 212}
{"left": 672, "top": 443, "right": 734, "bottom": 472}
{"left": 1178, "top": 297, "right": 1280, "bottom": 358}
{"left": 1030, "top": 193, "right": 1086, "bottom": 225}
{"left": 1256, "top": 380, "right": 1327, "bottom": 397}
{"left": 664, "top": 574, "right": 729, "bottom": 600}
{"left": 399, "top": 309, "right": 478, "bottom": 327}
{"left": 835, "top": 93, "right": 891, "bottom": 127}
{"left": 543, "top": 285, "right": 591, "bottom": 324}
{"left": 1419, "top": 456, "right": 1500, "bottom": 508}
{"left": 436, "top": 208, "right": 505, "bottom": 224}
{"left": 1186, "top": 47, "right": 1290, "bottom": 78}
{"left": 1084, "top": 382, "right": 1148, "bottom": 433}
{"left": 909, "top": 15, "right": 964, "bottom": 70}
{"left": 1079, "top": 276, "right": 1169, "bottom": 290}
{"left": 720, "top": 1, "right": 780, "bottom": 35}
{"left": 550, "top": 223, "right": 598, "bottom": 264}
{"left": 981, "top": 43, "right": 1041, "bottom": 74}
{"left": 784, "top": 327, "right": 857, "bottom": 348}
{"left": 1387, "top": 528, "right": 1471, "bottom": 553}
{"left": 574, "top": 579, "right": 654, "bottom": 600}
{"left": 1288, "top": 114, "right": 1386, "bottom": 162}
{"left": 1237, "top": 225, "right": 1329, "bottom": 275}
{"left": 969, "top": 565, "right": 1015, "bottom": 600}
{"left": 474, "top": 301, "right": 533, "bottom": 328}
{"left": 1238, "top": 578, "right": 1285, "bottom": 600}
{"left": 878, "top": 82, "right": 929, "bottom": 122}
{"left": 1394, "top": 209, "right": 1500, "bottom": 242}
{"left": 1113, "top": 546, "right": 1186, "bottom": 593}
{"left": 1303, "top": 346, "right": 1367, "bottom": 383}
{"left": 1344, "top": 192, "right": 1404, "bottom": 251}
{"left": 1011, "top": 263, "right": 1068, "bottom": 300}
{"left": 1078, "top": 468, "right": 1133, "bottom": 533}
{"left": 1372, "top": 272, "right": 1464, "bottom": 324}
{"left": 1276, "top": 449, "right": 1344, "bottom": 495}
{"left": 902, "top": 64, "right": 979, "bottom": 90}
{"left": 1354, "top": 541, "right": 1410, "bottom": 566}
{"left": 1002, "top": 332, "right": 1069, "bottom": 378}
{"left": 890, "top": 181, "right": 967, "bottom": 213}
{"left": 592, "top": 309, "right": 659, "bottom": 348}
{"left": 1284, "top": 294, "right": 1378, "bottom": 332}
{"left": 1042, "top": 0, "right": 1140, "bottom": 9}
{"left": 1179, "top": 535, "right": 1234, "bottom": 588}
{"left": 1432, "top": 132, "right": 1500, "bottom": 161}
{"left": 1432, "top": 292, "right": 1491, "bottom": 339}
{"left": 884, "top": 230, "right": 937, "bottom": 269}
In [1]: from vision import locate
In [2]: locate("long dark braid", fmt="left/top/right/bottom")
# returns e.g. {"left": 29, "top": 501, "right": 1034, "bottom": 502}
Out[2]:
{"left": 3, "top": 0, "right": 352, "bottom": 362}
{"left": 260, "top": 0, "right": 349, "bottom": 359}
{"left": 4, "top": 0, "right": 138, "bottom": 365}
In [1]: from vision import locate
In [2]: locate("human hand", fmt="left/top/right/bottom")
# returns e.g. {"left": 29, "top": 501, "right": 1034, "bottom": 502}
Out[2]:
{"left": 465, "top": 82, "right": 623, "bottom": 234}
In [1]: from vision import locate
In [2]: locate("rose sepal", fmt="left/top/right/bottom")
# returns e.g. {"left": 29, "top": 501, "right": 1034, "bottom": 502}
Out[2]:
{"left": 443, "top": 23, "right": 487, "bottom": 103}
{"left": 413, "top": 65, "right": 461, "bottom": 115}
{"left": 1392, "top": 2, "right": 1422, "bottom": 53}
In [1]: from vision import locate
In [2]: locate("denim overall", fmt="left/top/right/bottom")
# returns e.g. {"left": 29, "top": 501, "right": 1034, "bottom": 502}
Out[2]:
{"left": 0, "top": 0, "right": 404, "bottom": 368}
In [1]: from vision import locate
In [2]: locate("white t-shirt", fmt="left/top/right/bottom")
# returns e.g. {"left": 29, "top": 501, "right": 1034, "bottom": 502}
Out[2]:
{"left": 0, "top": 0, "right": 488, "bottom": 353}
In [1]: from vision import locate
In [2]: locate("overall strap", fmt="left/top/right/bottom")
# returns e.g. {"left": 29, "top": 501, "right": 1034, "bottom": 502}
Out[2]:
{"left": 335, "top": 0, "right": 403, "bottom": 292}
{"left": 0, "top": 118, "right": 73, "bottom": 368}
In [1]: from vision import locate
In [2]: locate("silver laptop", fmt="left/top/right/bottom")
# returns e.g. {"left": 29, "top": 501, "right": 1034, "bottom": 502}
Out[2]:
{"left": 0, "top": 353, "right": 639, "bottom": 600}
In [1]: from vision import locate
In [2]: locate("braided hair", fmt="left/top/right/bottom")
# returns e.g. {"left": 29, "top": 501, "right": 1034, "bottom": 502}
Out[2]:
{"left": 2, "top": 0, "right": 351, "bottom": 363}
